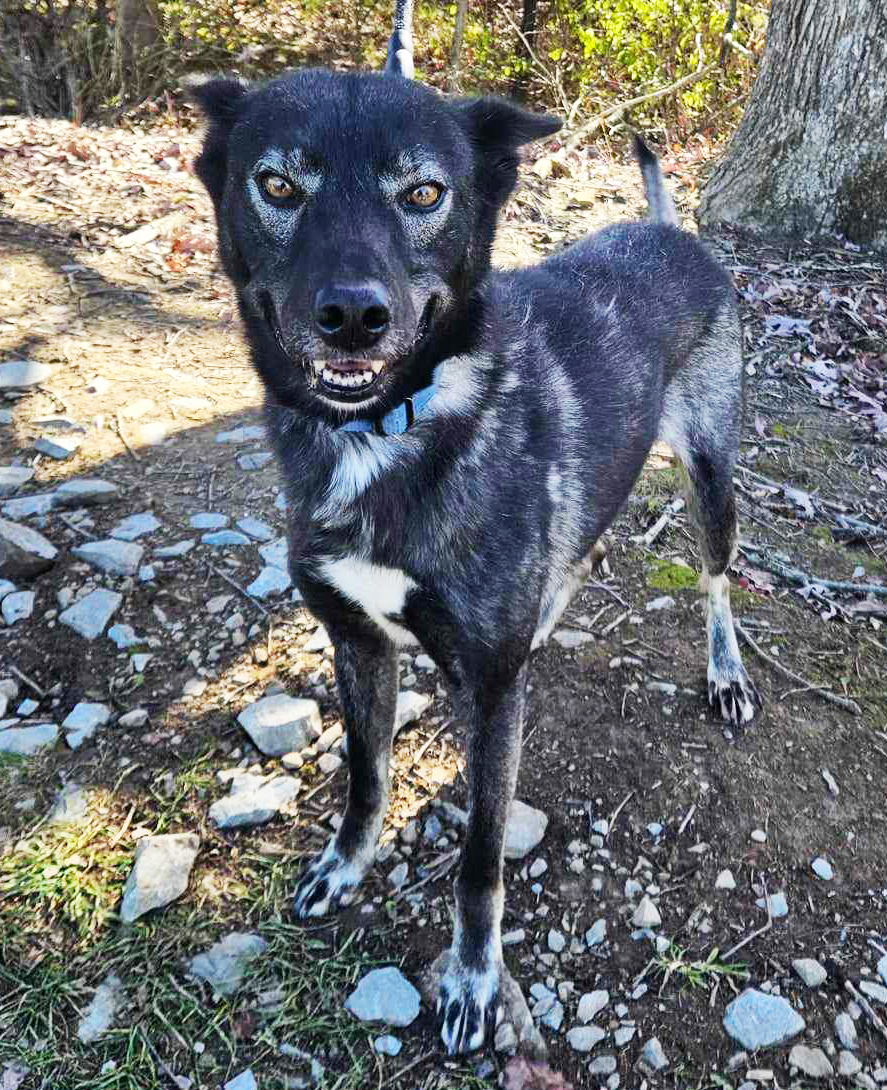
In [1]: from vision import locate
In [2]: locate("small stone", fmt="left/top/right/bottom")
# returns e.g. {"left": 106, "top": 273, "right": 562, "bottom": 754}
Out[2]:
{"left": 206, "top": 594, "right": 233, "bottom": 614}
{"left": 238, "top": 694, "right": 322, "bottom": 755}
{"left": 2, "top": 590, "right": 34, "bottom": 624}
{"left": 835, "top": 1012, "right": 858, "bottom": 1051}
{"left": 259, "top": 537, "right": 287, "bottom": 568}
{"left": 495, "top": 1021, "right": 517, "bottom": 1052}
{"left": 645, "top": 595, "right": 676, "bottom": 611}
{"left": 49, "top": 782, "right": 89, "bottom": 824}
{"left": 567, "top": 1025, "right": 605, "bottom": 1052}
{"left": 0, "top": 466, "right": 35, "bottom": 497}
{"left": 591, "top": 819, "right": 609, "bottom": 835}
{"left": 317, "top": 752, "right": 343, "bottom": 774}
{"left": 750, "top": 828, "right": 767, "bottom": 843}
{"left": 345, "top": 967, "right": 420, "bottom": 1027}
{"left": 788, "top": 1045, "right": 833, "bottom": 1078}
{"left": 540, "top": 1000, "right": 564, "bottom": 1031}
{"left": 395, "top": 690, "right": 431, "bottom": 733}
{"left": 388, "top": 862, "right": 408, "bottom": 888}
{"left": 281, "top": 751, "right": 303, "bottom": 770}
{"left": 118, "top": 709, "right": 149, "bottom": 728}
{"left": 35, "top": 434, "right": 80, "bottom": 460}
{"left": 316, "top": 723, "right": 344, "bottom": 752}
{"left": 303, "top": 625, "right": 331, "bottom": 652}
{"left": 209, "top": 773, "right": 300, "bottom": 829}
{"left": 73, "top": 539, "right": 144, "bottom": 576}
{"left": 18, "top": 697, "right": 38, "bottom": 715}
{"left": 54, "top": 479, "right": 118, "bottom": 507}
{"left": 2, "top": 494, "right": 55, "bottom": 519}
{"left": 716, "top": 868, "right": 736, "bottom": 890}
{"left": 723, "top": 989, "right": 805, "bottom": 1050}
{"left": 131, "top": 653, "right": 152, "bottom": 673}
{"left": 614, "top": 1025, "right": 636, "bottom": 1047}
{"left": 189, "top": 932, "right": 267, "bottom": 995}
{"left": 108, "top": 624, "right": 142, "bottom": 649}
{"left": 155, "top": 539, "right": 195, "bottom": 557}
{"left": 647, "top": 822, "right": 664, "bottom": 837}
{"left": 632, "top": 896, "right": 661, "bottom": 929}
{"left": 0, "top": 516, "right": 58, "bottom": 578}
{"left": 811, "top": 857, "right": 834, "bottom": 880}
{"left": 119, "top": 833, "right": 200, "bottom": 922}
{"left": 577, "top": 990, "right": 609, "bottom": 1023}
{"left": 552, "top": 628, "right": 595, "bottom": 648}
{"left": 138, "top": 564, "right": 155, "bottom": 582}
{"left": 238, "top": 451, "right": 273, "bottom": 471}
{"left": 374, "top": 1035, "right": 402, "bottom": 1056}
{"left": 415, "top": 653, "right": 436, "bottom": 670}
{"left": 77, "top": 974, "right": 124, "bottom": 1043}
{"left": 590, "top": 1056, "right": 617, "bottom": 1076}
{"left": 0, "top": 579, "right": 16, "bottom": 600}
{"left": 529, "top": 858, "right": 548, "bottom": 879}
{"left": 755, "top": 891, "right": 788, "bottom": 918}
{"left": 839, "top": 1052, "right": 862, "bottom": 1077}
{"left": 110, "top": 512, "right": 161, "bottom": 541}
{"left": 0, "top": 360, "right": 53, "bottom": 388}
{"left": 504, "top": 799, "right": 549, "bottom": 860}
{"left": 62, "top": 702, "right": 112, "bottom": 748}
{"left": 502, "top": 929, "right": 525, "bottom": 946}
{"left": 0, "top": 723, "right": 58, "bottom": 755}
{"left": 224, "top": 1072, "right": 256, "bottom": 1090}
{"left": 860, "top": 981, "right": 887, "bottom": 1005}
{"left": 548, "top": 930, "right": 566, "bottom": 954}
{"left": 182, "top": 678, "right": 207, "bottom": 699}
{"left": 216, "top": 425, "right": 265, "bottom": 444}
{"left": 236, "top": 517, "right": 274, "bottom": 541}
{"left": 821, "top": 768, "right": 840, "bottom": 796}
{"left": 638, "top": 1038, "right": 669, "bottom": 1074}
{"left": 586, "top": 919, "right": 607, "bottom": 947}
{"left": 423, "top": 814, "right": 443, "bottom": 842}
{"left": 202, "top": 530, "right": 250, "bottom": 547}
{"left": 63, "top": 589, "right": 124, "bottom": 640}
{"left": 879, "top": 954, "right": 887, "bottom": 986}
{"left": 190, "top": 512, "right": 229, "bottom": 530}
{"left": 792, "top": 958, "right": 827, "bottom": 988}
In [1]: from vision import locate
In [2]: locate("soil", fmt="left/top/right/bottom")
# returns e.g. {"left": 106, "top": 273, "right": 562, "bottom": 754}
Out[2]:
{"left": 0, "top": 112, "right": 886, "bottom": 1089}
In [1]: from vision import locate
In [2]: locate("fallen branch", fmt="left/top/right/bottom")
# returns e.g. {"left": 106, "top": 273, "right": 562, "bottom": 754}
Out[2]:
{"left": 722, "top": 880, "right": 773, "bottom": 961}
{"left": 638, "top": 496, "right": 686, "bottom": 547}
{"left": 207, "top": 562, "right": 270, "bottom": 618}
{"left": 844, "top": 979, "right": 887, "bottom": 1044}
{"left": 740, "top": 546, "right": 887, "bottom": 599}
{"left": 736, "top": 622, "right": 862, "bottom": 716}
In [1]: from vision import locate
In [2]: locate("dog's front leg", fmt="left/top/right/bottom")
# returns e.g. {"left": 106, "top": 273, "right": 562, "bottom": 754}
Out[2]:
{"left": 437, "top": 661, "right": 528, "bottom": 1054}
{"left": 293, "top": 627, "right": 398, "bottom": 918}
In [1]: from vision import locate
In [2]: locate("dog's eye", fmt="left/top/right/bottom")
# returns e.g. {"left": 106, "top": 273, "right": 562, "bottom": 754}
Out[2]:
{"left": 404, "top": 182, "right": 444, "bottom": 210}
{"left": 261, "top": 174, "right": 296, "bottom": 201}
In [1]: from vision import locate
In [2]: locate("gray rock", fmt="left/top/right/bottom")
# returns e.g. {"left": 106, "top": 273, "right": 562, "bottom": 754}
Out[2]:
{"left": 590, "top": 1056, "right": 617, "bottom": 1077}
{"left": 246, "top": 565, "right": 291, "bottom": 599}
{"left": 54, "top": 478, "right": 118, "bottom": 507}
{"left": 237, "top": 694, "right": 322, "bottom": 755}
{"left": 316, "top": 723, "right": 344, "bottom": 752}
{"left": 789, "top": 1044, "right": 833, "bottom": 1078}
{"left": 395, "top": 690, "right": 431, "bottom": 732}
{"left": 317, "top": 752, "right": 342, "bottom": 774}
{"left": 645, "top": 595, "right": 676, "bottom": 611}
{"left": 811, "top": 857, "right": 834, "bottom": 880}
{"left": 238, "top": 452, "right": 273, "bottom": 471}
{"left": 237, "top": 517, "right": 274, "bottom": 541}
{"left": 374, "top": 1034, "right": 402, "bottom": 1056}
{"left": 76, "top": 973, "right": 123, "bottom": 1043}
{"left": 552, "top": 628, "right": 595, "bottom": 648}
{"left": 345, "top": 966, "right": 421, "bottom": 1027}
{"left": 209, "top": 773, "right": 300, "bottom": 828}
{"left": 216, "top": 425, "right": 265, "bottom": 444}
{"left": 638, "top": 1037, "right": 669, "bottom": 1074}
{"left": 108, "top": 624, "right": 142, "bottom": 649}
{"left": 189, "top": 932, "right": 267, "bottom": 995}
{"left": 839, "top": 1052, "right": 862, "bottom": 1077}
{"left": 154, "top": 539, "right": 195, "bottom": 557}
{"left": 437, "top": 801, "right": 468, "bottom": 827}
{"left": 110, "top": 512, "right": 160, "bottom": 541}
{"left": 423, "top": 814, "right": 443, "bottom": 842}
{"left": 388, "top": 862, "right": 408, "bottom": 888}
{"left": 2, "top": 590, "right": 34, "bottom": 624}
{"left": 73, "top": 539, "right": 144, "bottom": 576}
{"left": 35, "top": 435, "right": 80, "bottom": 460}
{"left": 502, "top": 928, "right": 525, "bottom": 946}
{"left": 540, "top": 999, "right": 564, "bottom": 1031}
{"left": 0, "top": 516, "right": 57, "bottom": 578}
{"left": 722, "top": 989, "right": 805, "bottom": 1050}
{"left": 632, "top": 896, "right": 661, "bottom": 928}
{"left": 755, "top": 891, "right": 788, "bottom": 918}
{"left": 0, "top": 579, "right": 16, "bottom": 601}
{"left": 879, "top": 954, "right": 887, "bottom": 986}
{"left": 548, "top": 929, "right": 565, "bottom": 954}
{"left": 0, "top": 360, "right": 53, "bottom": 388}
{"left": 49, "top": 782, "right": 89, "bottom": 824}
{"left": 586, "top": 918, "right": 607, "bottom": 947}
{"left": 566, "top": 1025, "right": 605, "bottom": 1052}
{"left": 792, "top": 958, "right": 827, "bottom": 988}
{"left": 202, "top": 530, "right": 250, "bottom": 547}
{"left": 224, "top": 1071, "right": 257, "bottom": 1090}
{"left": 0, "top": 723, "right": 58, "bottom": 755}
{"left": 118, "top": 708, "right": 149, "bottom": 728}
{"left": 59, "top": 589, "right": 122, "bottom": 639}
{"left": 62, "top": 702, "right": 111, "bottom": 749}
{"left": 495, "top": 1021, "right": 518, "bottom": 1052}
{"left": 18, "top": 697, "right": 38, "bottom": 715}
{"left": 2, "top": 494, "right": 55, "bottom": 519}
{"left": 259, "top": 537, "right": 287, "bottom": 568}
{"left": 860, "top": 981, "right": 887, "bottom": 1004}
{"left": 0, "top": 466, "right": 35, "bottom": 496}
{"left": 835, "top": 1011, "right": 858, "bottom": 1051}
{"left": 577, "top": 990, "right": 609, "bottom": 1023}
{"left": 716, "top": 868, "right": 736, "bottom": 890}
{"left": 119, "top": 833, "right": 200, "bottom": 923}
{"left": 303, "top": 625, "right": 331, "bottom": 652}
{"left": 504, "top": 799, "right": 548, "bottom": 860}
{"left": 138, "top": 564, "right": 155, "bottom": 582}
{"left": 614, "top": 1025, "right": 636, "bottom": 1046}
{"left": 190, "top": 512, "right": 229, "bottom": 530}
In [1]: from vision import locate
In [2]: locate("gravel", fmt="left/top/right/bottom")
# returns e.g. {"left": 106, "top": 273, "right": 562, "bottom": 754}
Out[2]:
{"left": 237, "top": 694, "right": 322, "bottom": 755}
{"left": 566, "top": 1025, "right": 606, "bottom": 1052}
{"left": 792, "top": 958, "right": 827, "bottom": 988}
{"left": 344, "top": 967, "right": 421, "bottom": 1027}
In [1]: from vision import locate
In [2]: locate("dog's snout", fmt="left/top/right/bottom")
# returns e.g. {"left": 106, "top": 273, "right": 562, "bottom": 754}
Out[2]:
{"left": 313, "top": 280, "right": 391, "bottom": 348}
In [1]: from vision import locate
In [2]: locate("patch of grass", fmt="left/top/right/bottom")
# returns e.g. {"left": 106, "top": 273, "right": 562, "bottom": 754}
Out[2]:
{"left": 812, "top": 525, "right": 834, "bottom": 544}
{"left": 654, "top": 943, "right": 749, "bottom": 990}
{"left": 635, "top": 466, "right": 681, "bottom": 514}
{"left": 646, "top": 559, "right": 699, "bottom": 592}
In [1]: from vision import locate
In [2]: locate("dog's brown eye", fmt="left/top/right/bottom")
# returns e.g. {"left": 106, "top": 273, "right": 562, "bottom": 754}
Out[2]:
{"left": 405, "top": 182, "right": 444, "bottom": 209}
{"left": 261, "top": 174, "right": 294, "bottom": 200}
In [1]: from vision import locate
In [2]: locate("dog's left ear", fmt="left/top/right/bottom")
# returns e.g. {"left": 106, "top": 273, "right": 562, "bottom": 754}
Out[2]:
{"left": 461, "top": 97, "right": 562, "bottom": 206}
{"left": 185, "top": 75, "right": 251, "bottom": 206}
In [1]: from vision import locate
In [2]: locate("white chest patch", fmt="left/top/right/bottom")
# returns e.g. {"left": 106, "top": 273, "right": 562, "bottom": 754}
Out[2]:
{"left": 318, "top": 556, "right": 418, "bottom": 646}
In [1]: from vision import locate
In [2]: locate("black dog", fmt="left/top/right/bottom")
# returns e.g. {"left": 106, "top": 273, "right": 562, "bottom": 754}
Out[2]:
{"left": 190, "top": 10, "right": 759, "bottom": 1054}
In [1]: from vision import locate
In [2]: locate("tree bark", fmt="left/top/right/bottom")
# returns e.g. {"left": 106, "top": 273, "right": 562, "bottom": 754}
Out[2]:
{"left": 510, "top": 0, "right": 539, "bottom": 99}
{"left": 114, "top": 0, "right": 162, "bottom": 96}
{"left": 698, "top": 0, "right": 887, "bottom": 251}
{"left": 448, "top": 0, "right": 469, "bottom": 90}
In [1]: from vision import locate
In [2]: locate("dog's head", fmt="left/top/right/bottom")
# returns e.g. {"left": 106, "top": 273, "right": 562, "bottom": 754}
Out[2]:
{"left": 189, "top": 70, "right": 560, "bottom": 420}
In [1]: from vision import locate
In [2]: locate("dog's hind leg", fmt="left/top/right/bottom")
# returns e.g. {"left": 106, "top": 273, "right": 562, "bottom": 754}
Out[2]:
{"left": 293, "top": 628, "right": 398, "bottom": 917}
{"left": 660, "top": 304, "right": 761, "bottom": 726}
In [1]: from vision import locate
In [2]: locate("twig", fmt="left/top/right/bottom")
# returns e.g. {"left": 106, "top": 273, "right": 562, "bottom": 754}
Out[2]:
{"left": 722, "top": 880, "right": 773, "bottom": 960}
{"left": 392, "top": 850, "right": 459, "bottom": 903}
{"left": 736, "top": 622, "right": 862, "bottom": 715}
{"left": 602, "top": 609, "right": 630, "bottom": 636}
{"left": 412, "top": 719, "right": 451, "bottom": 765}
{"left": 108, "top": 802, "right": 137, "bottom": 850}
{"left": 740, "top": 546, "right": 887, "bottom": 599}
{"left": 606, "top": 790, "right": 634, "bottom": 839}
{"left": 638, "top": 496, "right": 686, "bottom": 547}
{"left": 380, "top": 1050, "right": 436, "bottom": 1087}
{"left": 114, "top": 412, "right": 140, "bottom": 462}
{"left": 844, "top": 980, "right": 887, "bottom": 1043}
{"left": 678, "top": 803, "right": 697, "bottom": 836}
{"left": 7, "top": 662, "right": 46, "bottom": 698}
{"left": 207, "top": 562, "right": 270, "bottom": 617}
{"left": 587, "top": 581, "right": 629, "bottom": 608}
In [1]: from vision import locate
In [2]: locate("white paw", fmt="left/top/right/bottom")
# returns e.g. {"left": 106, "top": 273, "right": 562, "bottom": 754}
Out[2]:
{"left": 292, "top": 838, "right": 368, "bottom": 918}
{"left": 708, "top": 658, "right": 760, "bottom": 725}
{"left": 436, "top": 958, "right": 502, "bottom": 1054}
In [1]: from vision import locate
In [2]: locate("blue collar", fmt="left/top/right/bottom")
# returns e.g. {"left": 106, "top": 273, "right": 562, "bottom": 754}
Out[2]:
{"left": 339, "top": 364, "right": 443, "bottom": 436}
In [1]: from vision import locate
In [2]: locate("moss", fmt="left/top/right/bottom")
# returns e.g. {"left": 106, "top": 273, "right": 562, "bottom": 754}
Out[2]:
{"left": 812, "top": 526, "right": 833, "bottom": 544}
{"left": 646, "top": 559, "right": 699, "bottom": 592}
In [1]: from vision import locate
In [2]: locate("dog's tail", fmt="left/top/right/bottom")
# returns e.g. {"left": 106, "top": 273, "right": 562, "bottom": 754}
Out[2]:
{"left": 384, "top": 0, "right": 415, "bottom": 79}
{"left": 633, "top": 135, "right": 678, "bottom": 227}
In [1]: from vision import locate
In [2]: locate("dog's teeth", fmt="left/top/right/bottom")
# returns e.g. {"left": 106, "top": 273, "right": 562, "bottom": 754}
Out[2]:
{"left": 312, "top": 360, "right": 325, "bottom": 373}
{"left": 369, "top": 360, "right": 385, "bottom": 374}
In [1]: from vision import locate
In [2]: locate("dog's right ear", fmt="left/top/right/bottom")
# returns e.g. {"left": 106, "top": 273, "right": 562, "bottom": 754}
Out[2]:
{"left": 184, "top": 75, "right": 251, "bottom": 206}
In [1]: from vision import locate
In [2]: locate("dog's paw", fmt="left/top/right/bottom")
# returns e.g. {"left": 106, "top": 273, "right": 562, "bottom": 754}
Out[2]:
{"left": 708, "top": 658, "right": 761, "bottom": 725}
{"left": 292, "top": 839, "right": 367, "bottom": 919}
{"left": 435, "top": 957, "right": 502, "bottom": 1055}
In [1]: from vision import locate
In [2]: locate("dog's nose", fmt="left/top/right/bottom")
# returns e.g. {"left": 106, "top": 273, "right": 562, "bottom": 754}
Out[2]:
{"left": 313, "top": 281, "right": 391, "bottom": 349}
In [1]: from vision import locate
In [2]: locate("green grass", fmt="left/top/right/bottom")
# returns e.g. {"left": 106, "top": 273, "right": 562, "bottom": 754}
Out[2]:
{"left": 645, "top": 558, "right": 699, "bottom": 592}
{"left": 653, "top": 943, "right": 749, "bottom": 991}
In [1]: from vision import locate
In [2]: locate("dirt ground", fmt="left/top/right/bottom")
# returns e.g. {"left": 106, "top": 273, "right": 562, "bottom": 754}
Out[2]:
{"left": 0, "top": 111, "right": 886, "bottom": 1090}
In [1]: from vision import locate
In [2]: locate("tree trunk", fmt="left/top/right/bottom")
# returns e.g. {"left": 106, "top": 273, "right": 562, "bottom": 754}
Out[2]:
{"left": 447, "top": 0, "right": 469, "bottom": 90}
{"left": 114, "top": 0, "right": 161, "bottom": 96}
{"left": 698, "top": 0, "right": 887, "bottom": 251}
{"left": 510, "top": 0, "right": 539, "bottom": 99}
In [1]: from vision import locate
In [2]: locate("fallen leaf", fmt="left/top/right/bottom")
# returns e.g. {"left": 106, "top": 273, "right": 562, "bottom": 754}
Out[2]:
{"left": 504, "top": 1057, "right": 574, "bottom": 1090}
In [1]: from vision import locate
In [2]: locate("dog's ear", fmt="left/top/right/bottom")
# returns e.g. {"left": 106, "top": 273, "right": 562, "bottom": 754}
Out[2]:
{"left": 185, "top": 75, "right": 251, "bottom": 206}
{"left": 461, "top": 97, "right": 562, "bottom": 206}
